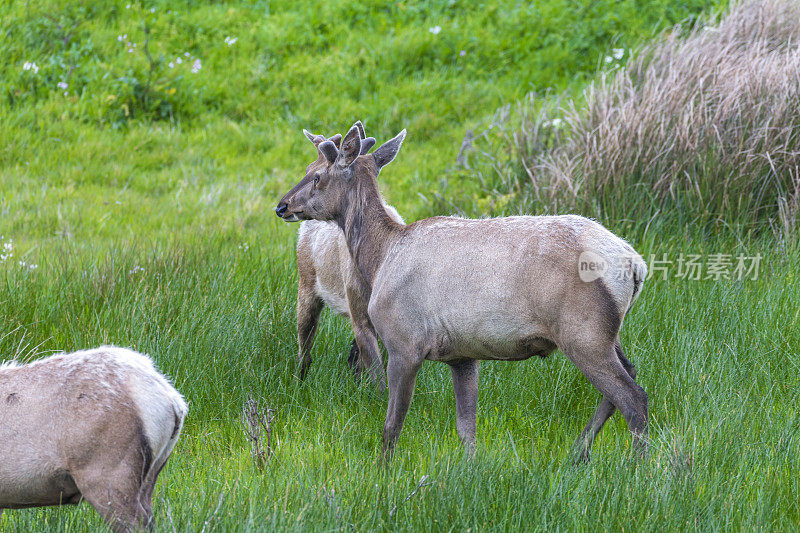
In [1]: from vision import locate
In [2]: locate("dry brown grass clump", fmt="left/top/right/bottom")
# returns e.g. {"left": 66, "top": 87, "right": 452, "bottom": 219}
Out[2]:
{"left": 461, "top": 0, "right": 800, "bottom": 235}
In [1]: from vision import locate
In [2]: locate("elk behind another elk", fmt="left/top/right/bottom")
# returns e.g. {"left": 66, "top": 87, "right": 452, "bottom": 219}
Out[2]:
{"left": 0, "top": 346, "right": 187, "bottom": 532}
{"left": 280, "top": 123, "right": 404, "bottom": 390}
{"left": 276, "top": 122, "right": 649, "bottom": 463}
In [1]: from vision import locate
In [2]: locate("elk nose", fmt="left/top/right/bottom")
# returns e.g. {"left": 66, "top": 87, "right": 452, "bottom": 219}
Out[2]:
{"left": 275, "top": 203, "right": 288, "bottom": 217}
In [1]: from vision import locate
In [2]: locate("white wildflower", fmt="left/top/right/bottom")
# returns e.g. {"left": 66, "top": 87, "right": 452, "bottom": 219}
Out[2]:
{"left": 238, "top": 243, "right": 250, "bottom": 251}
{"left": 22, "top": 62, "right": 39, "bottom": 73}
{"left": 129, "top": 265, "right": 144, "bottom": 275}
{"left": 459, "top": 50, "right": 466, "bottom": 57}
{"left": 176, "top": 57, "right": 182, "bottom": 64}
{"left": 224, "top": 36, "right": 238, "bottom": 46}
{"left": 184, "top": 52, "right": 190, "bottom": 57}
{"left": 168, "top": 62, "right": 175, "bottom": 68}
{"left": 1, "top": 237, "right": 13, "bottom": 263}
{"left": 604, "top": 56, "right": 613, "bottom": 63}
{"left": 612, "top": 48, "right": 624, "bottom": 60}
{"left": 57, "top": 81, "right": 68, "bottom": 90}
{"left": 428, "top": 25, "right": 442, "bottom": 35}
{"left": 191, "top": 59, "right": 201, "bottom": 73}
{"left": 150, "top": 7, "right": 155, "bottom": 13}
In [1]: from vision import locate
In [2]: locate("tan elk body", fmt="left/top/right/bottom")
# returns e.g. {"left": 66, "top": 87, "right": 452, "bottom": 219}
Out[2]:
{"left": 277, "top": 123, "right": 649, "bottom": 461}
{"left": 0, "top": 346, "right": 187, "bottom": 531}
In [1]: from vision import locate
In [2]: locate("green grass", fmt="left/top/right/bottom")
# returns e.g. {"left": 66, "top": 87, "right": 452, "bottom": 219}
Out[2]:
{"left": 1, "top": 0, "right": 720, "bottom": 226}
{"left": 4, "top": 0, "right": 799, "bottom": 531}
{"left": 2, "top": 224, "right": 799, "bottom": 530}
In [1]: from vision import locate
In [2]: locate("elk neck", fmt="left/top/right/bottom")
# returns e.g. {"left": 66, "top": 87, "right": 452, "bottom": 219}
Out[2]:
{"left": 335, "top": 167, "right": 403, "bottom": 287}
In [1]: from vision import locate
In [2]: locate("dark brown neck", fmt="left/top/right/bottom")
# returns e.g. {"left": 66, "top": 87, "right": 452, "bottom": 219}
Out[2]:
{"left": 335, "top": 170, "right": 402, "bottom": 288}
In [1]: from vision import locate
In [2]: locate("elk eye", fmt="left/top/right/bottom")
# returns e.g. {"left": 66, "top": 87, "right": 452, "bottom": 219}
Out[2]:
{"left": 313, "top": 174, "right": 320, "bottom": 184}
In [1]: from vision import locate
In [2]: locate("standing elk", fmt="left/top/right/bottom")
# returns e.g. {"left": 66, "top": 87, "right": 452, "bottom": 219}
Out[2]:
{"left": 0, "top": 346, "right": 187, "bottom": 531}
{"left": 280, "top": 123, "right": 404, "bottom": 390}
{"left": 276, "top": 122, "right": 648, "bottom": 462}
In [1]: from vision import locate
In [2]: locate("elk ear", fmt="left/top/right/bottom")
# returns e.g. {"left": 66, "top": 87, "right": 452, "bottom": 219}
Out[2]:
{"left": 373, "top": 129, "right": 407, "bottom": 170}
{"left": 303, "top": 129, "right": 325, "bottom": 146}
{"left": 360, "top": 137, "right": 376, "bottom": 154}
{"left": 336, "top": 123, "right": 362, "bottom": 169}
{"left": 318, "top": 140, "right": 338, "bottom": 164}
{"left": 355, "top": 120, "right": 366, "bottom": 139}
{"left": 329, "top": 133, "right": 343, "bottom": 148}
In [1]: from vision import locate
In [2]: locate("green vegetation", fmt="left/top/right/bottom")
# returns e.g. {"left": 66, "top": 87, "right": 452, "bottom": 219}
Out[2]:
{"left": 3, "top": 0, "right": 799, "bottom": 531}
{"left": 2, "top": 226, "right": 798, "bottom": 531}
{"left": 438, "top": 0, "right": 800, "bottom": 237}
{"left": 1, "top": 0, "right": 719, "bottom": 236}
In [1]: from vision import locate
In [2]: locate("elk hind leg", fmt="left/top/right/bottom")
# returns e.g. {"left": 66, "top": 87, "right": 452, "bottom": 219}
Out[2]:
{"left": 74, "top": 465, "right": 149, "bottom": 532}
{"left": 450, "top": 359, "right": 479, "bottom": 454}
{"left": 297, "top": 285, "right": 323, "bottom": 381}
{"left": 568, "top": 340, "right": 648, "bottom": 459}
{"left": 572, "top": 338, "right": 639, "bottom": 462}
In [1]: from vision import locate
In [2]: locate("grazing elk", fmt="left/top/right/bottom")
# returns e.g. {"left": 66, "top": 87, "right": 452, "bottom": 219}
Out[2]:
{"left": 0, "top": 346, "right": 188, "bottom": 531}
{"left": 276, "top": 122, "right": 649, "bottom": 462}
{"left": 279, "top": 123, "right": 404, "bottom": 390}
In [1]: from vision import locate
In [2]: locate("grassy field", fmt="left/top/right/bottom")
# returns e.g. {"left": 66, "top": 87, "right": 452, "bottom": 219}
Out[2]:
{"left": 3, "top": 0, "right": 800, "bottom": 531}
{"left": 2, "top": 224, "right": 798, "bottom": 531}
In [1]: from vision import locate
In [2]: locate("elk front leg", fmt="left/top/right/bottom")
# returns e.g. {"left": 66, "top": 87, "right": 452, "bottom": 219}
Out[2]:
{"left": 381, "top": 355, "right": 423, "bottom": 463}
{"left": 351, "top": 319, "right": 387, "bottom": 391}
{"left": 346, "top": 339, "right": 360, "bottom": 378}
{"left": 346, "top": 283, "right": 387, "bottom": 390}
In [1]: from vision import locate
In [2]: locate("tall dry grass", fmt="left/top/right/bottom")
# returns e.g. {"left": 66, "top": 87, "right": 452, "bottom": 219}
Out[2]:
{"left": 455, "top": 0, "right": 800, "bottom": 236}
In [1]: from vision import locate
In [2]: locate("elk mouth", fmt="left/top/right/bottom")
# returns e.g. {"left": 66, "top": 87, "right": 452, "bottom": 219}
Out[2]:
{"left": 275, "top": 202, "right": 303, "bottom": 222}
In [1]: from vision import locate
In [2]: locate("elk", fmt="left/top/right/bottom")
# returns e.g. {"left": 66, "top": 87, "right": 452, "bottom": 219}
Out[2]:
{"left": 276, "top": 122, "right": 649, "bottom": 462}
{"left": 280, "top": 123, "right": 404, "bottom": 390}
{"left": 0, "top": 346, "right": 188, "bottom": 531}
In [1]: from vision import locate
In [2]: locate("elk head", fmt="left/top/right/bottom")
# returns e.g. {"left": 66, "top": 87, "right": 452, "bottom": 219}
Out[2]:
{"left": 275, "top": 122, "right": 376, "bottom": 221}
{"left": 275, "top": 121, "right": 405, "bottom": 222}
